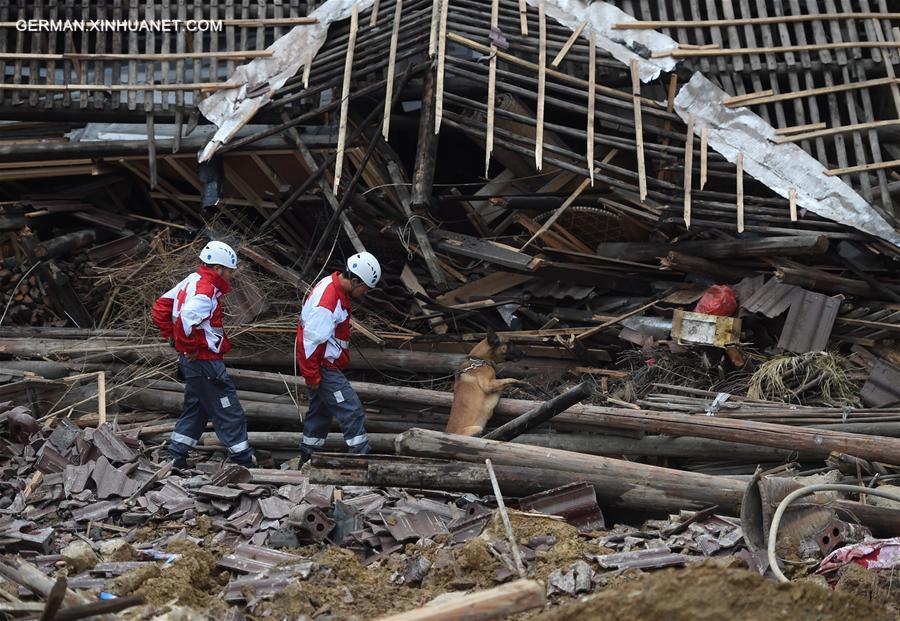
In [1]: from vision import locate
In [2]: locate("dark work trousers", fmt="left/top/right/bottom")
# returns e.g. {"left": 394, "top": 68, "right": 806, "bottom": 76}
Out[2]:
{"left": 299, "top": 367, "right": 370, "bottom": 459}
{"left": 169, "top": 356, "right": 254, "bottom": 466}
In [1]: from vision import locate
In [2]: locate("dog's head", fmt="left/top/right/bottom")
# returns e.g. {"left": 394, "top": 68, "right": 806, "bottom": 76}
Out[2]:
{"left": 473, "top": 329, "right": 525, "bottom": 363}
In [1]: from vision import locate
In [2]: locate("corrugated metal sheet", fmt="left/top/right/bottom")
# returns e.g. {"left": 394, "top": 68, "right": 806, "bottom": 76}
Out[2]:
{"left": 518, "top": 279, "right": 595, "bottom": 301}
{"left": 741, "top": 278, "right": 799, "bottom": 318}
{"left": 860, "top": 360, "right": 900, "bottom": 408}
{"left": 778, "top": 290, "right": 840, "bottom": 353}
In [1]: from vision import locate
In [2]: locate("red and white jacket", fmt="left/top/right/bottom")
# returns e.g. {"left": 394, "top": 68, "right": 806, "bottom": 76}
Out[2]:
{"left": 152, "top": 265, "right": 232, "bottom": 360}
{"left": 297, "top": 272, "right": 352, "bottom": 385}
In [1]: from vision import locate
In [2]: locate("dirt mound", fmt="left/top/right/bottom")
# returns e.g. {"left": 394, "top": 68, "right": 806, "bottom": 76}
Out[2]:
{"left": 113, "top": 540, "right": 228, "bottom": 617}
{"left": 536, "top": 563, "right": 896, "bottom": 621}
{"left": 836, "top": 563, "right": 900, "bottom": 612}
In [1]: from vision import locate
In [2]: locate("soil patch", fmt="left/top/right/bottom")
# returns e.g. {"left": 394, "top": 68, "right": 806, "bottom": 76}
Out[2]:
{"left": 114, "top": 540, "right": 228, "bottom": 617}
{"left": 835, "top": 563, "right": 900, "bottom": 612}
{"left": 536, "top": 563, "right": 896, "bottom": 621}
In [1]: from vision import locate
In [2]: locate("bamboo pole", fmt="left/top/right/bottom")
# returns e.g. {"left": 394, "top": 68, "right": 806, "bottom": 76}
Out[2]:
{"left": 485, "top": 0, "right": 499, "bottom": 176}
{"left": 653, "top": 41, "right": 900, "bottom": 58}
{"left": 535, "top": 3, "right": 546, "bottom": 170}
{"left": 518, "top": 0, "right": 527, "bottom": 35}
{"left": 434, "top": 0, "right": 449, "bottom": 134}
{"left": 374, "top": 580, "right": 545, "bottom": 621}
{"left": 613, "top": 13, "right": 900, "bottom": 29}
{"left": 382, "top": 0, "right": 402, "bottom": 140}
{"left": 736, "top": 151, "right": 744, "bottom": 233}
{"left": 485, "top": 459, "right": 527, "bottom": 579}
{"left": 824, "top": 159, "right": 900, "bottom": 176}
{"left": 332, "top": 4, "right": 359, "bottom": 194}
{"left": 724, "top": 77, "right": 899, "bottom": 107}
{"left": 631, "top": 59, "right": 646, "bottom": 202}
{"left": 0, "top": 51, "right": 271, "bottom": 60}
{"left": 520, "top": 176, "right": 591, "bottom": 249}
{"left": 551, "top": 20, "right": 586, "bottom": 67}
{"left": 772, "top": 119, "right": 900, "bottom": 143}
{"left": 429, "top": 0, "right": 440, "bottom": 56}
{"left": 683, "top": 114, "right": 693, "bottom": 228}
{"left": 699, "top": 126, "right": 708, "bottom": 189}
{"left": 586, "top": 28, "right": 595, "bottom": 185}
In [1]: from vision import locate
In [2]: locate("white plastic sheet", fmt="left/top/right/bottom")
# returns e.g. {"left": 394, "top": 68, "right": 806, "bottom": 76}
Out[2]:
{"left": 197, "top": 0, "right": 374, "bottom": 162}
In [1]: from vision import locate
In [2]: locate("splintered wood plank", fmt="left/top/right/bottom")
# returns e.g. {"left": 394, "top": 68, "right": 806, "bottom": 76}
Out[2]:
{"left": 518, "top": 0, "right": 527, "bottom": 35}
{"left": 551, "top": 20, "right": 586, "bottom": 67}
{"left": 736, "top": 151, "right": 744, "bottom": 233}
{"left": 434, "top": 0, "right": 448, "bottom": 133}
{"left": 428, "top": 0, "right": 439, "bottom": 56}
{"left": 683, "top": 114, "right": 694, "bottom": 229}
{"left": 401, "top": 265, "right": 447, "bottom": 334}
{"left": 484, "top": 0, "right": 498, "bottom": 176}
{"left": 332, "top": 3, "right": 358, "bottom": 194}
{"left": 699, "top": 126, "right": 708, "bottom": 189}
{"left": 521, "top": 176, "right": 592, "bottom": 250}
{"left": 382, "top": 0, "right": 402, "bottom": 140}
{"left": 630, "top": 59, "right": 646, "bottom": 202}
{"left": 535, "top": 3, "right": 546, "bottom": 170}
{"left": 586, "top": 28, "right": 595, "bottom": 185}
{"left": 789, "top": 187, "right": 797, "bottom": 222}
{"left": 436, "top": 271, "right": 533, "bottom": 305}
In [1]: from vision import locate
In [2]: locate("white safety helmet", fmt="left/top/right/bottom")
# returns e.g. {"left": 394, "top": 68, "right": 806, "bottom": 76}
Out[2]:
{"left": 199, "top": 241, "right": 237, "bottom": 269}
{"left": 346, "top": 252, "right": 381, "bottom": 288}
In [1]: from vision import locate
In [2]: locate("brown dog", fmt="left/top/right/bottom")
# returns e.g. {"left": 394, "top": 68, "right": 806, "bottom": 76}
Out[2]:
{"left": 445, "top": 330, "right": 525, "bottom": 436}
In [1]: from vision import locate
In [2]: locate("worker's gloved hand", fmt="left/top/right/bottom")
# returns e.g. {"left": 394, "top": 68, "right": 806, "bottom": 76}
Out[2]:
{"left": 307, "top": 381, "right": 320, "bottom": 391}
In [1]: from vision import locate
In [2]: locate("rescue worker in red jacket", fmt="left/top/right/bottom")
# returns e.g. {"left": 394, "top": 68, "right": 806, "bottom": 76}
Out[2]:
{"left": 151, "top": 241, "right": 254, "bottom": 468}
{"left": 296, "top": 252, "right": 381, "bottom": 462}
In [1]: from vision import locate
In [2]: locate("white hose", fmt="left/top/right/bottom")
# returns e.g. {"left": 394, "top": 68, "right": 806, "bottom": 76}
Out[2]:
{"left": 767, "top": 483, "right": 900, "bottom": 583}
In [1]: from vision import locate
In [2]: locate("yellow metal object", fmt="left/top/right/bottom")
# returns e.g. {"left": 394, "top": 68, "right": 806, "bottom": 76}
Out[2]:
{"left": 671, "top": 310, "right": 742, "bottom": 348}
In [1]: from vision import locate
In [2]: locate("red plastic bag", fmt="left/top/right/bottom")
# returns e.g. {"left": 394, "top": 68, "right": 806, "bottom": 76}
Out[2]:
{"left": 694, "top": 285, "right": 737, "bottom": 317}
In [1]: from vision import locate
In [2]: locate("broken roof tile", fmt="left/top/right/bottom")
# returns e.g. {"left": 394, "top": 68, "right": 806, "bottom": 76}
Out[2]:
{"left": 217, "top": 544, "right": 303, "bottom": 574}
{"left": 71, "top": 500, "right": 120, "bottom": 522}
{"left": 258, "top": 496, "right": 293, "bottom": 520}
{"left": 92, "top": 456, "right": 138, "bottom": 499}
{"left": 518, "top": 482, "right": 605, "bottom": 532}
{"left": 88, "top": 424, "right": 137, "bottom": 463}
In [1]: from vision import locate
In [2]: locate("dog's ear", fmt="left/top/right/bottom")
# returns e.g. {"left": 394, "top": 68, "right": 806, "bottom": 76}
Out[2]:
{"left": 487, "top": 329, "right": 500, "bottom": 348}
